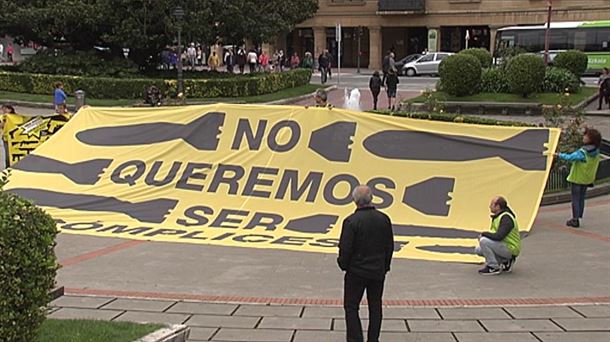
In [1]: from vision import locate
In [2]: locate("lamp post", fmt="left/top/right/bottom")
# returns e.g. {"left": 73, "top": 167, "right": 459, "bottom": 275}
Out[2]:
{"left": 173, "top": 6, "right": 185, "bottom": 99}
{"left": 543, "top": 0, "right": 553, "bottom": 65}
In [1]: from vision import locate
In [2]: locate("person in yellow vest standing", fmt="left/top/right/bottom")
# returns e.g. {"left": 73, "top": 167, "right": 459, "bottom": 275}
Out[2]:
{"left": 475, "top": 196, "right": 521, "bottom": 275}
{"left": 555, "top": 128, "right": 602, "bottom": 228}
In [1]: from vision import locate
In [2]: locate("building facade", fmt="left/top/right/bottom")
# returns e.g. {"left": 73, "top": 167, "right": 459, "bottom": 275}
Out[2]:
{"left": 277, "top": 0, "right": 610, "bottom": 69}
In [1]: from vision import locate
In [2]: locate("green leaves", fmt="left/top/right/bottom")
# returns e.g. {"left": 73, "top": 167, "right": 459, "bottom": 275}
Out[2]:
{"left": 439, "top": 54, "right": 482, "bottom": 97}
{"left": 0, "top": 184, "right": 58, "bottom": 341}
{"left": 0, "top": 0, "right": 318, "bottom": 68}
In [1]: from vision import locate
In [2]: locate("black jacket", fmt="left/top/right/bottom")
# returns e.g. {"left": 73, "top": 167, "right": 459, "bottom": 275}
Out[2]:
{"left": 338, "top": 206, "right": 394, "bottom": 280}
{"left": 369, "top": 75, "right": 382, "bottom": 93}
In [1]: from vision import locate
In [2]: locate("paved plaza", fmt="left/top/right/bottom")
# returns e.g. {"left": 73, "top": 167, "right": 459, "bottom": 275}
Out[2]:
{"left": 48, "top": 195, "right": 610, "bottom": 341}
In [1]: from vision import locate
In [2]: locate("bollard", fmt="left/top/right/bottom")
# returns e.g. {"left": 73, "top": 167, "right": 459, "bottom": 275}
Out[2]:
{"left": 74, "top": 90, "right": 85, "bottom": 112}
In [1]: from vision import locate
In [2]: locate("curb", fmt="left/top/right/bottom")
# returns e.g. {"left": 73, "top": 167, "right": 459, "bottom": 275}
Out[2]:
{"left": 136, "top": 325, "right": 189, "bottom": 342}
{"left": 63, "top": 288, "right": 610, "bottom": 307}
{"left": 0, "top": 99, "right": 76, "bottom": 111}
{"left": 49, "top": 286, "right": 64, "bottom": 301}
{"left": 265, "top": 85, "right": 337, "bottom": 105}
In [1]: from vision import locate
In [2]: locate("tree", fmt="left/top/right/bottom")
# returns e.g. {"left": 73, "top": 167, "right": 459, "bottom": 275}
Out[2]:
{"left": 0, "top": 0, "right": 318, "bottom": 68}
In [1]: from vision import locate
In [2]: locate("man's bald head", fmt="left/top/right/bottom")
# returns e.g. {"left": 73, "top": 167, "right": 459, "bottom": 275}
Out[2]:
{"left": 352, "top": 185, "right": 373, "bottom": 207}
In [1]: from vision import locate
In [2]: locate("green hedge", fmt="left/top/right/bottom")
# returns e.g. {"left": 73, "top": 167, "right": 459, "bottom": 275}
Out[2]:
{"left": 370, "top": 110, "right": 534, "bottom": 127}
{"left": 439, "top": 54, "right": 482, "bottom": 97}
{"left": 506, "top": 54, "right": 546, "bottom": 97}
{"left": 459, "top": 48, "right": 493, "bottom": 69}
{"left": 0, "top": 69, "right": 312, "bottom": 99}
{"left": 480, "top": 68, "right": 510, "bottom": 93}
{"left": 1, "top": 172, "right": 58, "bottom": 341}
{"left": 543, "top": 67, "right": 581, "bottom": 93}
{"left": 553, "top": 50, "right": 588, "bottom": 76}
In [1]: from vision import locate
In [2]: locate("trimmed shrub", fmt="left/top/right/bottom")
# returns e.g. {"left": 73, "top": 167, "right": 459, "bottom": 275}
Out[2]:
{"left": 553, "top": 50, "right": 588, "bottom": 77}
{"left": 480, "top": 68, "right": 510, "bottom": 93}
{"left": 18, "top": 50, "right": 139, "bottom": 78}
{"left": 439, "top": 54, "right": 482, "bottom": 97}
{"left": 0, "top": 69, "right": 312, "bottom": 99}
{"left": 459, "top": 48, "right": 493, "bottom": 68}
{"left": 506, "top": 54, "right": 545, "bottom": 97}
{"left": 370, "top": 110, "right": 534, "bottom": 127}
{"left": 495, "top": 46, "right": 526, "bottom": 68}
{"left": 0, "top": 171, "right": 58, "bottom": 341}
{"left": 543, "top": 67, "right": 581, "bottom": 93}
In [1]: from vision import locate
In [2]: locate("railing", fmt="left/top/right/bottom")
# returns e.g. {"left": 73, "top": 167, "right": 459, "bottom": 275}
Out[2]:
{"left": 378, "top": 0, "right": 425, "bottom": 13}
{"left": 545, "top": 159, "right": 610, "bottom": 193}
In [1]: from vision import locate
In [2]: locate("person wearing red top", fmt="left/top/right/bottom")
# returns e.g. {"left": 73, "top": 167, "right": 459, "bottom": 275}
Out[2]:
{"left": 290, "top": 52, "right": 300, "bottom": 69}
{"left": 259, "top": 51, "right": 270, "bottom": 72}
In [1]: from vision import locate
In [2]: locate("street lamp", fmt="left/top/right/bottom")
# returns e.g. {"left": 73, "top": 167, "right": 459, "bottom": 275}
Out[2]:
{"left": 173, "top": 6, "right": 185, "bottom": 99}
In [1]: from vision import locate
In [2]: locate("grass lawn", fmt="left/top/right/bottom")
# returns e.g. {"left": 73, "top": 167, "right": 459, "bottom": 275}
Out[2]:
{"left": 0, "top": 84, "right": 321, "bottom": 107}
{"left": 407, "top": 87, "right": 597, "bottom": 106}
{"left": 37, "top": 319, "right": 163, "bottom": 342}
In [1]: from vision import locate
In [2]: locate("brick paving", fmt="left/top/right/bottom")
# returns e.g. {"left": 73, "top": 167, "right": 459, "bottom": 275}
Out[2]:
{"left": 49, "top": 295, "right": 610, "bottom": 341}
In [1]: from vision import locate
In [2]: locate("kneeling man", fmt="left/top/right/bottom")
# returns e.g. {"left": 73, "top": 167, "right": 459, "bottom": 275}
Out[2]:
{"left": 475, "top": 196, "right": 521, "bottom": 275}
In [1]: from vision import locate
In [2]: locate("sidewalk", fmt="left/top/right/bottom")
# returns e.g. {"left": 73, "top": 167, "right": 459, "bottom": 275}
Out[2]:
{"left": 49, "top": 295, "right": 610, "bottom": 342}
{"left": 293, "top": 87, "right": 421, "bottom": 110}
{"left": 45, "top": 194, "right": 610, "bottom": 341}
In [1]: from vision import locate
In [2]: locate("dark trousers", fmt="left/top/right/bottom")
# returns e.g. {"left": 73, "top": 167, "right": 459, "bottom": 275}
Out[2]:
{"left": 320, "top": 67, "right": 328, "bottom": 84}
{"left": 598, "top": 88, "right": 609, "bottom": 109}
{"left": 371, "top": 90, "right": 380, "bottom": 110}
{"left": 571, "top": 183, "right": 588, "bottom": 219}
{"left": 344, "top": 272, "right": 385, "bottom": 342}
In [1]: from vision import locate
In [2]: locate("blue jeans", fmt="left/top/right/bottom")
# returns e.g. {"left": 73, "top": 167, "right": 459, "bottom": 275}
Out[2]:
{"left": 570, "top": 183, "right": 588, "bottom": 219}
{"left": 475, "top": 237, "right": 513, "bottom": 268}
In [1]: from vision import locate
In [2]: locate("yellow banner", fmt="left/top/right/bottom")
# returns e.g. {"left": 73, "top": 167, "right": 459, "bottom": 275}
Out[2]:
{"left": 5, "top": 105, "right": 560, "bottom": 262}
{"left": 3, "top": 113, "right": 71, "bottom": 166}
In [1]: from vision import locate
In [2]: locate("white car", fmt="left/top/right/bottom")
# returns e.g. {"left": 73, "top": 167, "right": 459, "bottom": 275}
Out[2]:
{"left": 401, "top": 52, "right": 454, "bottom": 77}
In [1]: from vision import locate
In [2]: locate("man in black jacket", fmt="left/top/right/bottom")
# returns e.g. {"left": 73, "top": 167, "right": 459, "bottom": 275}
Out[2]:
{"left": 338, "top": 185, "right": 394, "bottom": 342}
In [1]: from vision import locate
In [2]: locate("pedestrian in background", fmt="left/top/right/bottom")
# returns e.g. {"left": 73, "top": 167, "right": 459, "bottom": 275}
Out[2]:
{"left": 338, "top": 185, "right": 394, "bottom": 342}
{"left": 236, "top": 47, "right": 247, "bottom": 74}
{"left": 385, "top": 69, "right": 399, "bottom": 111}
{"left": 290, "top": 52, "right": 300, "bottom": 69}
{"left": 247, "top": 49, "right": 258, "bottom": 73}
{"left": 318, "top": 50, "right": 330, "bottom": 84}
{"left": 555, "top": 128, "right": 602, "bottom": 228}
{"left": 259, "top": 51, "right": 270, "bottom": 72}
{"left": 0, "top": 104, "right": 16, "bottom": 170}
{"left": 208, "top": 51, "right": 219, "bottom": 71}
{"left": 302, "top": 51, "right": 314, "bottom": 70}
{"left": 369, "top": 71, "right": 382, "bottom": 111}
{"left": 597, "top": 67, "right": 609, "bottom": 110}
{"left": 54, "top": 81, "right": 67, "bottom": 114}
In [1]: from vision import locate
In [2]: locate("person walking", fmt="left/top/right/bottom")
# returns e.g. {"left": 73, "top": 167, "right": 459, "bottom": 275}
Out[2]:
{"left": 338, "top": 185, "right": 394, "bottom": 342}
{"left": 276, "top": 50, "right": 286, "bottom": 72}
{"left": 7, "top": 43, "right": 14, "bottom": 64}
{"left": 475, "top": 196, "right": 521, "bottom": 275}
{"left": 597, "top": 67, "right": 609, "bottom": 110}
{"left": 224, "top": 48, "right": 234, "bottom": 73}
{"left": 187, "top": 43, "right": 197, "bottom": 70}
{"left": 207, "top": 51, "right": 219, "bottom": 71}
{"left": 318, "top": 50, "right": 330, "bottom": 84}
{"left": 381, "top": 51, "right": 391, "bottom": 86}
{"left": 369, "top": 71, "right": 382, "bottom": 111}
{"left": 259, "top": 51, "right": 270, "bottom": 72}
{"left": 385, "top": 69, "right": 399, "bottom": 111}
{"left": 236, "top": 47, "right": 247, "bottom": 74}
{"left": 247, "top": 49, "right": 258, "bottom": 73}
{"left": 555, "top": 128, "right": 602, "bottom": 228}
